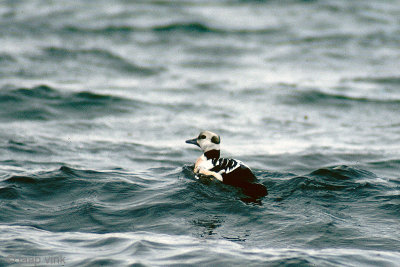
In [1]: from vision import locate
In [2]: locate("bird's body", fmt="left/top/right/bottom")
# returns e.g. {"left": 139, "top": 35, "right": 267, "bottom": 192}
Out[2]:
{"left": 186, "top": 131, "right": 267, "bottom": 198}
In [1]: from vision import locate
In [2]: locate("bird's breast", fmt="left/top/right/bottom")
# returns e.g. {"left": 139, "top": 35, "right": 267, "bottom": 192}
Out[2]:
{"left": 194, "top": 156, "right": 214, "bottom": 173}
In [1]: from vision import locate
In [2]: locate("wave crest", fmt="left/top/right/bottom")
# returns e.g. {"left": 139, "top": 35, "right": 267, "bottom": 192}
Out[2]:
{"left": 0, "top": 84, "right": 142, "bottom": 121}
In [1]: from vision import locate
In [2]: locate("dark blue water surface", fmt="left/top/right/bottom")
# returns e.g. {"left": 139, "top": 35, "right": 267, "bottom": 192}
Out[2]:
{"left": 1, "top": 0, "right": 400, "bottom": 266}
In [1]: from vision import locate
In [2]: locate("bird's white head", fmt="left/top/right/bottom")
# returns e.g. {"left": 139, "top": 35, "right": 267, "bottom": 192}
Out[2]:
{"left": 185, "top": 131, "right": 220, "bottom": 152}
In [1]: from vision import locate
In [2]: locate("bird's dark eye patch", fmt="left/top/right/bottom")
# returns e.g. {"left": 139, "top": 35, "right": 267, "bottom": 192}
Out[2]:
{"left": 198, "top": 135, "right": 206, "bottom": 139}
{"left": 211, "top": 136, "right": 220, "bottom": 144}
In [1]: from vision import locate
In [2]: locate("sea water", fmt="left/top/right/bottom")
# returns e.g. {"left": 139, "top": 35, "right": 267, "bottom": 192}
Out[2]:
{"left": 1, "top": 0, "right": 400, "bottom": 266}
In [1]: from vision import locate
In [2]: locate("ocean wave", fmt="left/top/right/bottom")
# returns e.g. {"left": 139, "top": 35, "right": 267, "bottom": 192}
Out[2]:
{"left": 1, "top": 163, "right": 396, "bottom": 207}
{"left": 259, "top": 165, "right": 388, "bottom": 201}
{"left": 42, "top": 47, "right": 160, "bottom": 76}
{"left": 289, "top": 28, "right": 400, "bottom": 47}
{"left": 62, "top": 25, "right": 136, "bottom": 35}
{"left": 152, "top": 21, "right": 282, "bottom": 35}
{"left": 0, "top": 84, "right": 142, "bottom": 121}
{"left": 1, "top": 163, "right": 399, "bottom": 255}
{"left": 0, "top": 166, "right": 185, "bottom": 232}
{"left": 283, "top": 89, "right": 400, "bottom": 106}
{"left": 152, "top": 22, "right": 225, "bottom": 33}
{"left": 0, "top": 53, "right": 15, "bottom": 63}
{"left": 1, "top": 225, "right": 399, "bottom": 266}
{"left": 366, "top": 159, "right": 400, "bottom": 175}
{"left": 289, "top": 32, "right": 354, "bottom": 45}
{"left": 63, "top": 22, "right": 282, "bottom": 36}
{"left": 0, "top": 185, "right": 19, "bottom": 200}
{"left": 0, "top": 164, "right": 245, "bottom": 232}
{"left": 352, "top": 76, "right": 400, "bottom": 86}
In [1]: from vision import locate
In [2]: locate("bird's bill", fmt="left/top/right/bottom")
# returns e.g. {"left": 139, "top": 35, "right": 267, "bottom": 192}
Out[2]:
{"left": 185, "top": 138, "right": 199, "bottom": 147}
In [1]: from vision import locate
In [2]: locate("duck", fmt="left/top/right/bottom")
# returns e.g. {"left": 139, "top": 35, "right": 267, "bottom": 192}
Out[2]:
{"left": 186, "top": 131, "right": 267, "bottom": 198}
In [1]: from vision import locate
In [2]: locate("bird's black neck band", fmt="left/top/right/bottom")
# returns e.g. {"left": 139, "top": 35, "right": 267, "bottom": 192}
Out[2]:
{"left": 204, "top": 150, "right": 220, "bottom": 160}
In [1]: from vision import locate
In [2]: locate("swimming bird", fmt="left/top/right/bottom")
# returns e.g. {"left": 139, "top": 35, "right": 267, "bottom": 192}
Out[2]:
{"left": 185, "top": 131, "right": 267, "bottom": 198}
